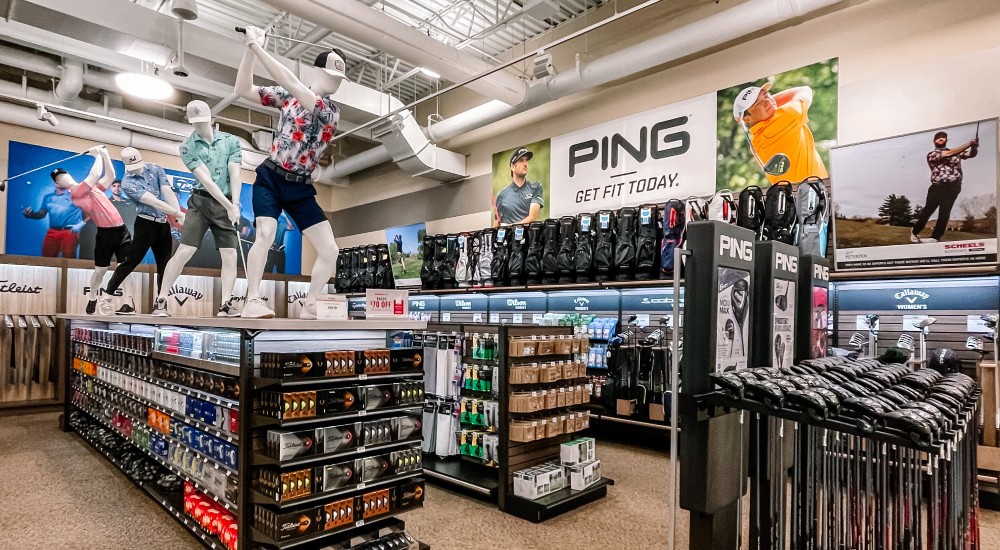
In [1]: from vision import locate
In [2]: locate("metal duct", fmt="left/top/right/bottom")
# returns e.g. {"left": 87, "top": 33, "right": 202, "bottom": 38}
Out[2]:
{"left": 53, "top": 59, "right": 84, "bottom": 103}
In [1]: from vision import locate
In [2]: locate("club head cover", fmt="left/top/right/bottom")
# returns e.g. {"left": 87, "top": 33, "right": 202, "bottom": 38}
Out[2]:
{"left": 883, "top": 410, "right": 935, "bottom": 445}
{"left": 742, "top": 379, "right": 785, "bottom": 409}
{"left": 810, "top": 387, "right": 841, "bottom": 415}
{"left": 785, "top": 389, "right": 829, "bottom": 421}
{"left": 710, "top": 372, "right": 745, "bottom": 399}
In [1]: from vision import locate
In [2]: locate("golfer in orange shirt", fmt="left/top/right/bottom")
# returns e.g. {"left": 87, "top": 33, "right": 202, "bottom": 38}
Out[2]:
{"left": 733, "top": 81, "right": 828, "bottom": 184}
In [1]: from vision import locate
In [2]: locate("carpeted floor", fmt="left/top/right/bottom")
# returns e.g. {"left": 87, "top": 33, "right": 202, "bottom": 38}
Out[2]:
{"left": 1, "top": 412, "right": 998, "bottom": 549}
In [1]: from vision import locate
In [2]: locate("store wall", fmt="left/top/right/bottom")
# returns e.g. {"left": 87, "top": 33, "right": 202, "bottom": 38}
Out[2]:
{"left": 328, "top": 0, "right": 1000, "bottom": 243}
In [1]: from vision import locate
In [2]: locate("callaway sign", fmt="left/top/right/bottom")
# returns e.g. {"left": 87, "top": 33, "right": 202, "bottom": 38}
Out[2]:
{"left": 550, "top": 93, "right": 716, "bottom": 217}
{"left": 894, "top": 289, "right": 930, "bottom": 310}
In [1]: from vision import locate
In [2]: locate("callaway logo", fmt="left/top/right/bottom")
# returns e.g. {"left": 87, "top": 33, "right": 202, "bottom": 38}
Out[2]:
{"left": 0, "top": 280, "right": 42, "bottom": 294}
{"left": 894, "top": 289, "right": 929, "bottom": 310}
{"left": 287, "top": 290, "right": 307, "bottom": 306}
{"left": 574, "top": 297, "right": 590, "bottom": 306}
{"left": 167, "top": 285, "right": 204, "bottom": 306}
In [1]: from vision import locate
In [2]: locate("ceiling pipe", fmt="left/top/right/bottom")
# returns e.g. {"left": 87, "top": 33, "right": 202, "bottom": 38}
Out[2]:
{"left": 282, "top": 26, "right": 333, "bottom": 59}
{"left": 264, "top": 0, "right": 527, "bottom": 106}
{"left": 328, "top": 0, "right": 855, "bottom": 179}
{"left": 52, "top": 58, "right": 84, "bottom": 103}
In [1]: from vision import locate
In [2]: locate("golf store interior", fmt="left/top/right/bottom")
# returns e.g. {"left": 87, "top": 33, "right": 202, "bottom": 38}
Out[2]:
{"left": 2, "top": 1, "right": 1000, "bottom": 549}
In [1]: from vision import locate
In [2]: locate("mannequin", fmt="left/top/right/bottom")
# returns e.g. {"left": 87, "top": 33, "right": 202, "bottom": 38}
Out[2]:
{"left": 48, "top": 146, "right": 132, "bottom": 310}
{"left": 97, "top": 147, "right": 184, "bottom": 315}
{"left": 152, "top": 100, "right": 242, "bottom": 317}
{"left": 234, "top": 26, "right": 343, "bottom": 319}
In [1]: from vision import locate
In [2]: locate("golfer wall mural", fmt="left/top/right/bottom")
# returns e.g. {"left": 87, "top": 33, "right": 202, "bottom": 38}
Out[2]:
{"left": 830, "top": 119, "right": 998, "bottom": 270}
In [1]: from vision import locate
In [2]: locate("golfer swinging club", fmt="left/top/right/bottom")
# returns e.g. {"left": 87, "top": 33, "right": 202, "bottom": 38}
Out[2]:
{"left": 732, "top": 81, "right": 828, "bottom": 184}
{"left": 393, "top": 233, "right": 405, "bottom": 270}
{"left": 910, "top": 130, "right": 979, "bottom": 243}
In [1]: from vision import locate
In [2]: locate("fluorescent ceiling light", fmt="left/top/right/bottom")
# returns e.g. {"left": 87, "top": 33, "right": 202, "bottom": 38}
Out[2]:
{"left": 115, "top": 72, "right": 174, "bottom": 100}
{"left": 418, "top": 67, "right": 440, "bottom": 79}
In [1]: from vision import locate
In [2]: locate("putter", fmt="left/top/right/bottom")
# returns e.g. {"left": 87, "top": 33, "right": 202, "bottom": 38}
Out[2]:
{"left": 1, "top": 150, "right": 91, "bottom": 192}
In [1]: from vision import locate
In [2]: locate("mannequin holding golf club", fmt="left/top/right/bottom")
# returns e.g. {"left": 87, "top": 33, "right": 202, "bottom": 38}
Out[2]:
{"left": 96, "top": 148, "right": 184, "bottom": 315}
{"left": 51, "top": 146, "right": 132, "bottom": 308}
{"left": 234, "top": 25, "right": 344, "bottom": 319}
{"left": 152, "top": 100, "right": 242, "bottom": 317}
{"left": 732, "top": 81, "right": 827, "bottom": 184}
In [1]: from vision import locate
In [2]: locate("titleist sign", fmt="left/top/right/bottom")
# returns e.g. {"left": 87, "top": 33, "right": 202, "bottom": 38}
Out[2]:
{"left": 0, "top": 280, "right": 43, "bottom": 294}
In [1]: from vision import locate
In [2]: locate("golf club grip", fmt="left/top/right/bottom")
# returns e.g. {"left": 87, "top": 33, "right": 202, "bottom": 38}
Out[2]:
{"left": 235, "top": 27, "right": 247, "bottom": 34}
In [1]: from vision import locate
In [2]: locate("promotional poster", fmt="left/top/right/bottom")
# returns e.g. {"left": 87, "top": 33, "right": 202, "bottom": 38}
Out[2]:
{"left": 773, "top": 279, "right": 796, "bottom": 369}
{"left": 715, "top": 267, "right": 750, "bottom": 372}
{"left": 385, "top": 222, "right": 426, "bottom": 288}
{"left": 811, "top": 286, "right": 829, "bottom": 359}
{"left": 830, "top": 119, "right": 998, "bottom": 270}
{"left": 5, "top": 141, "right": 303, "bottom": 275}
{"left": 716, "top": 58, "right": 839, "bottom": 192}
{"left": 491, "top": 140, "right": 551, "bottom": 225}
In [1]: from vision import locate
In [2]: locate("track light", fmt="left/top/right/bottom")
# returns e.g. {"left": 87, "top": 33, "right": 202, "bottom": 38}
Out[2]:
{"left": 36, "top": 104, "right": 58, "bottom": 126}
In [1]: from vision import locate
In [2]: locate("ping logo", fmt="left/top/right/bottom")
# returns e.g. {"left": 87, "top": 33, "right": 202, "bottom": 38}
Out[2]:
{"left": 567, "top": 116, "right": 691, "bottom": 177}
{"left": 719, "top": 235, "right": 753, "bottom": 261}
{"left": 411, "top": 300, "right": 426, "bottom": 309}
{"left": 167, "top": 285, "right": 204, "bottom": 306}
{"left": 84, "top": 286, "right": 123, "bottom": 297}
{"left": 813, "top": 264, "right": 830, "bottom": 281}
{"left": 775, "top": 252, "right": 798, "bottom": 273}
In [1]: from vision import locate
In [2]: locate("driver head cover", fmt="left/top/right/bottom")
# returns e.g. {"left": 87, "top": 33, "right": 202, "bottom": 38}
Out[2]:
{"left": 186, "top": 100, "right": 211, "bottom": 124}
{"left": 315, "top": 49, "right": 347, "bottom": 80}
{"left": 121, "top": 147, "right": 144, "bottom": 172}
{"left": 733, "top": 81, "right": 773, "bottom": 121}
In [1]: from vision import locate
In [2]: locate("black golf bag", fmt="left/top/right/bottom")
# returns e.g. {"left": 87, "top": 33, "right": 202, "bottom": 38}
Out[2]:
{"left": 593, "top": 210, "right": 616, "bottom": 282}
{"left": 362, "top": 245, "right": 377, "bottom": 289}
{"left": 428, "top": 235, "right": 448, "bottom": 289}
{"left": 455, "top": 233, "right": 472, "bottom": 288}
{"left": 468, "top": 231, "right": 482, "bottom": 287}
{"left": 374, "top": 244, "right": 394, "bottom": 289}
{"left": 541, "top": 219, "right": 561, "bottom": 284}
{"left": 334, "top": 248, "right": 348, "bottom": 293}
{"left": 763, "top": 182, "right": 798, "bottom": 245}
{"left": 737, "top": 185, "right": 766, "bottom": 239}
{"left": 420, "top": 235, "right": 436, "bottom": 289}
{"left": 659, "top": 199, "right": 685, "bottom": 278}
{"left": 575, "top": 213, "right": 595, "bottom": 282}
{"left": 349, "top": 247, "right": 365, "bottom": 291}
{"left": 614, "top": 207, "right": 638, "bottom": 281}
{"left": 556, "top": 216, "right": 577, "bottom": 283}
{"left": 507, "top": 225, "right": 528, "bottom": 286}
{"left": 635, "top": 204, "right": 660, "bottom": 281}
{"left": 491, "top": 227, "right": 510, "bottom": 287}
{"left": 525, "top": 222, "right": 545, "bottom": 285}
{"left": 477, "top": 229, "right": 495, "bottom": 287}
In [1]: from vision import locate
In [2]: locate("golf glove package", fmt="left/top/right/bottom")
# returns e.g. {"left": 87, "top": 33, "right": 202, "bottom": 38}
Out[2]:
{"left": 613, "top": 207, "right": 638, "bottom": 281}
{"left": 635, "top": 204, "right": 660, "bottom": 280}
{"left": 525, "top": 221, "right": 545, "bottom": 285}
{"left": 507, "top": 225, "right": 528, "bottom": 286}
{"left": 593, "top": 210, "right": 616, "bottom": 282}
{"left": 737, "top": 186, "right": 766, "bottom": 239}
{"left": 796, "top": 177, "right": 830, "bottom": 256}
{"left": 575, "top": 213, "right": 595, "bottom": 282}
{"left": 763, "top": 183, "right": 799, "bottom": 245}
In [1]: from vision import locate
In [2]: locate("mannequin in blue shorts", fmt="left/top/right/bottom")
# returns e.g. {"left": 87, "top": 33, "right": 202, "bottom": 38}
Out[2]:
{"left": 235, "top": 26, "right": 344, "bottom": 319}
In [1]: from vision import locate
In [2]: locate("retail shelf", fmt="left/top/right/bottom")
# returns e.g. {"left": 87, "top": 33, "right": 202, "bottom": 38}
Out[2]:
{"left": 153, "top": 351, "right": 241, "bottom": 377}
{"left": 94, "top": 360, "right": 239, "bottom": 408}
{"left": 252, "top": 405, "right": 423, "bottom": 429}
{"left": 253, "top": 439, "right": 421, "bottom": 468}
{"left": 251, "top": 516, "right": 403, "bottom": 550}
{"left": 254, "top": 372, "right": 423, "bottom": 390}
{"left": 71, "top": 338, "right": 152, "bottom": 357}
{"left": 421, "top": 455, "right": 498, "bottom": 498}
{"left": 347, "top": 279, "right": 679, "bottom": 297}
{"left": 59, "top": 314, "right": 428, "bottom": 332}
{"left": 252, "top": 471, "right": 424, "bottom": 509}
{"left": 507, "top": 377, "right": 589, "bottom": 387}
{"left": 71, "top": 424, "right": 228, "bottom": 550}
{"left": 78, "top": 369, "right": 237, "bottom": 442}
{"left": 505, "top": 477, "right": 614, "bottom": 523}
{"left": 579, "top": 403, "right": 673, "bottom": 431}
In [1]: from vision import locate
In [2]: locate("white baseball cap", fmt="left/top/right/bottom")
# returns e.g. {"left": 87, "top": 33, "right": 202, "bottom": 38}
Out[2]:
{"left": 314, "top": 49, "right": 347, "bottom": 80}
{"left": 121, "top": 147, "right": 144, "bottom": 171}
{"left": 186, "top": 100, "right": 212, "bottom": 124}
{"left": 732, "top": 81, "right": 773, "bottom": 121}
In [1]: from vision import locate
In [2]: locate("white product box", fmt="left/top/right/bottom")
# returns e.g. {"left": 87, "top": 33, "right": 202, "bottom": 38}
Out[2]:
{"left": 317, "top": 295, "right": 349, "bottom": 320}
{"left": 566, "top": 459, "right": 602, "bottom": 491}
{"left": 513, "top": 463, "right": 566, "bottom": 500}
{"left": 560, "top": 437, "right": 596, "bottom": 466}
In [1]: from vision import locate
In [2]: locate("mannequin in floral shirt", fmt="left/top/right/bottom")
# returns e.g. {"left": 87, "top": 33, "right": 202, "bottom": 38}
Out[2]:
{"left": 235, "top": 25, "right": 345, "bottom": 319}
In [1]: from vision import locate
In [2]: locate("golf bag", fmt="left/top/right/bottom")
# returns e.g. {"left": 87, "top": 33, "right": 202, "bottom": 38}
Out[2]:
{"left": 477, "top": 229, "right": 495, "bottom": 287}
{"left": 427, "top": 235, "right": 448, "bottom": 289}
{"left": 593, "top": 210, "right": 616, "bottom": 282}
{"left": 420, "top": 235, "right": 436, "bottom": 289}
{"left": 468, "top": 232, "right": 482, "bottom": 287}
{"left": 685, "top": 197, "right": 708, "bottom": 223}
{"left": 437, "top": 235, "right": 458, "bottom": 288}
{"left": 660, "top": 199, "right": 685, "bottom": 278}
{"left": 374, "top": 244, "right": 394, "bottom": 289}
{"left": 575, "top": 213, "right": 595, "bottom": 282}
{"left": 708, "top": 190, "right": 738, "bottom": 224}
{"left": 737, "top": 185, "right": 766, "bottom": 239}
{"left": 763, "top": 182, "right": 798, "bottom": 245}
{"left": 334, "top": 249, "right": 348, "bottom": 293}
{"left": 613, "top": 207, "right": 639, "bottom": 281}
{"left": 635, "top": 204, "right": 660, "bottom": 280}
{"left": 507, "top": 225, "right": 528, "bottom": 286}
{"left": 491, "top": 227, "right": 510, "bottom": 287}
{"left": 362, "top": 245, "right": 377, "bottom": 289}
{"left": 541, "top": 219, "right": 561, "bottom": 284}
{"left": 796, "top": 177, "right": 830, "bottom": 257}
{"left": 350, "top": 247, "right": 365, "bottom": 291}
{"left": 455, "top": 233, "right": 472, "bottom": 288}
{"left": 556, "top": 216, "right": 577, "bottom": 283}
{"left": 525, "top": 222, "right": 545, "bottom": 285}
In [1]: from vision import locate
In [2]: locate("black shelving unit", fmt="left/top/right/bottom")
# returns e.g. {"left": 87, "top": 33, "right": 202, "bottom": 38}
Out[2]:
{"left": 61, "top": 315, "right": 432, "bottom": 550}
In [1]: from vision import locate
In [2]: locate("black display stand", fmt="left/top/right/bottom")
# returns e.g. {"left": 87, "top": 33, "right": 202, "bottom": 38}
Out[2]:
{"left": 795, "top": 255, "right": 830, "bottom": 363}
{"left": 61, "top": 315, "right": 430, "bottom": 550}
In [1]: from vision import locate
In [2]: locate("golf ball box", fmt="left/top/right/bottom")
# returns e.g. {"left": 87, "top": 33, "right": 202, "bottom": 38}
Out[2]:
{"left": 262, "top": 415, "right": 422, "bottom": 463}
{"left": 258, "top": 348, "right": 423, "bottom": 379}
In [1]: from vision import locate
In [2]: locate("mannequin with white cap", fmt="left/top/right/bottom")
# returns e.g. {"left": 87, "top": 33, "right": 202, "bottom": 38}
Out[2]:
{"left": 151, "top": 100, "right": 243, "bottom": 317}
{"left": 96, "top": 148, "right": 185, "bottom": 315}
{"left": 234, "top": 26, "right": 344, "bottom": 319}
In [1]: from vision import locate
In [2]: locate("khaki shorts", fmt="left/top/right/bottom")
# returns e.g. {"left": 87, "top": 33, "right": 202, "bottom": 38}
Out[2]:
{"left": 180, "top": 192, "right": 238, "bottom": 250}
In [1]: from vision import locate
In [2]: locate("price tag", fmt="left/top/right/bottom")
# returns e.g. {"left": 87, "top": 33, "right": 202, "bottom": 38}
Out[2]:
{"left": 473, "top": 313, "right": 483, "bottom": 323}
{"left": 512, "top": 313, "right": 523, "bottom": 324}
{"left": 359, "top": 374, "right": 368, "bottom": 381}
{"left": 442, "top": 312, "right": 452, "bottom": 322}
{"left": 636, "top": 314, "right": 650, "bottom": 327}
{"left": 489, "top": 313, "right": 500, "bottom": 323}
{"left": 358, "top": 410, "right": 367, "bottom": 416}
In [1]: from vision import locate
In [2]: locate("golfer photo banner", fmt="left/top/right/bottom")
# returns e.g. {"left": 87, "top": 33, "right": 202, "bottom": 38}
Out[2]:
{"left": 548, "top": 93, "right": 717, "bottom": 217}
{"left": 830, "top": 119, "right": 999, "bottom": 270}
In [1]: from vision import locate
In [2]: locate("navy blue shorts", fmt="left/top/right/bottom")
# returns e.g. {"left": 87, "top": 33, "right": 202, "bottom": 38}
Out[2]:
{"left": 252, "top": 163, "right": 327, "bottom": 231}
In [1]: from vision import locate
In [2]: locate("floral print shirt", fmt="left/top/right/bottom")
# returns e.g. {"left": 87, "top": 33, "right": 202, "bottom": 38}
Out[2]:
{"left": 927, "top": 145, "right": 977, "bottom": 185}
{"left": 259, "top": 86, "right": 339, "bottom": 175}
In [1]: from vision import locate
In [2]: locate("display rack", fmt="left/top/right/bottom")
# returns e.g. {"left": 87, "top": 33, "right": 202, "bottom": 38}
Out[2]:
{"left": 61, "top": 315, "right": 431, "bottom": 550}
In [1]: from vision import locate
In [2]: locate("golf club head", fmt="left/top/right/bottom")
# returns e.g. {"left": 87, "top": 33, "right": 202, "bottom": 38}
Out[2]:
{"left": 763, "top": 154, "right": 790, "bottom": 176}
{"left": 965, "top": 336, "right": 983, "bottom": 351}
{"left": 896, "top": 334, "right": 915, "bottom": 352}
{"left": 0, "top": 179, "right": 6, "bottom": 192}
{"left": 849, "top": 332, "right": 866, "bottom": 349}
{"left": 917, "top": 317, "right": 937, "bottom": 328}
{"left": 981, "top": 314, "right": 998, "bottom": 328}
{"left": 865, "top": 313, "right": 879, "bottom": 329}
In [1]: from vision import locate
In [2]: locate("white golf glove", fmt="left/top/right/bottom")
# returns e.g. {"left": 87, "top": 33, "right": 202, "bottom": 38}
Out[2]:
{"left": 244, "top": 26, "right": 266, "bottom": 47}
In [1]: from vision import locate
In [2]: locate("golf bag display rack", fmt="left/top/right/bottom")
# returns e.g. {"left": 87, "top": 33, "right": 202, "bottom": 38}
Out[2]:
{"left": 62, "top": 315, "right": 431, "bottom": 550}
{"left": 334, "top": 245, "right": 397, "bottom": 293}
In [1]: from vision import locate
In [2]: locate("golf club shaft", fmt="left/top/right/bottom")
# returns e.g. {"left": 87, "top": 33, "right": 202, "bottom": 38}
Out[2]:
{"left": 3, "top": 151, "right": 89, "bottom": 185}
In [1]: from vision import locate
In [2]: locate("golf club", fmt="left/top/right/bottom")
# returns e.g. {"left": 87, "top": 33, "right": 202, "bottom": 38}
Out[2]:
{"left": 1, "top": 150, "right": 91, "bottom": 192}
{"left": 866, "top": 313, "right": 880, "bottom": 357}
{"left": 775, "top": 281, "right": 790, "bottom": 312}
{"left": 732, "top": 278, "right": 749, "bottom": 355}
{"left": 982, "top": 314, "right": 999, "bottom": 437}
{"left": 740, "top": 121, "right": 791, "bottom": 176}
{"left": 915, "top": 316, "right": 937, "bottom": 367}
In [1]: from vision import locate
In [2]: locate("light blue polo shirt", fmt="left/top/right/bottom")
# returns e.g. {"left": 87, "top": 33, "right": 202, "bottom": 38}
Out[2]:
{"left": 178, "top": 130, "right": 242, "bottom": 197}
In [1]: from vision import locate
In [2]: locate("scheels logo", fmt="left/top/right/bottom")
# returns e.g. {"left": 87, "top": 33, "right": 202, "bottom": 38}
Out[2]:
{"left": 168, "top": 285, "right": 204, "bottom": 306}
{"left": 0, "top": 280, "right": 43, "bottom": 294}
{"left": 894, "top": 289, "right": 929, "bottom": 310}
{"left": 945, "top": 242, "right": 986, "bottom": 251}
